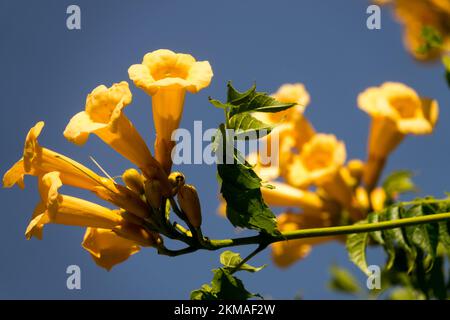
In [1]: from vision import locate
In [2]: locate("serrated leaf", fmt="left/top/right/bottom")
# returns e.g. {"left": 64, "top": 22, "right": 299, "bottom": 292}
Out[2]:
{"left": 382, "top": 170, "right": 416, "bottom": 199}
{"left": 209, "top": 98, "right": 235, "bottom": 109}
{"left": 347, "top": 221, "right": 370, "bottom": 276}
{"left": 438, "top": 221, "right": 450, "bottom": 253}
{"left": 190, "top": 284, "right": 217, "bottom": 300}
{"left": 227, "top": 82, "right": 257, "bottom": 105}
{"left": 190, "top": 267, "right": 260, "bottom": 300}
{"left": 403, "top": 204, "right": 439, "bottom": 271}
{"left": 218, "top": 161, "right": 280, "bottom": 236}
{"left": 228, "top": 113, "right": 274, "bottom": 140}
{"left": 230, "top": 93, "right": 295, "bottom": 116}
{"left": 382, "top": 207, "right": 416, "bottom": 272}
{"left": 389, "top": 287, "right": 426, "bottom": 300}
{"left": 211, "top": 268, "right": 256, "bottom": 300}
{"left": 220, "top": 250, "right": 266, "bottom": 273}
{"left": 328, "top": 265, "right": 361, "bottom": 294}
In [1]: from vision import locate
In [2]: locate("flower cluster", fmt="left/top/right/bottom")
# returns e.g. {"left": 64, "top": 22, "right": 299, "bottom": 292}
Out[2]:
{"left": 376, "top": 0, "right": 450, "bottom": 60}
{"left": 3, "top": 49, "right": 213, "bottom": 270}
{"left": 226, "top": 81, "right": 439, "bottom": 268}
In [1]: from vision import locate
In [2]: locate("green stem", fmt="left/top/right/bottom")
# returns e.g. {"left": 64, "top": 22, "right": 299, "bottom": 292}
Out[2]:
{"left": 209, "top": 211, "right": 450, "bottom": 249}
{"left": 158, "top": 211, "right": 450, "bottom": 257}
{"left": 229, "top": 244, "right": 268, "bottom": 275}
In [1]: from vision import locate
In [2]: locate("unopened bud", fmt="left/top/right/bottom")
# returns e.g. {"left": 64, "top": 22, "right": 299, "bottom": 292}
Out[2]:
{"left": 168, "top": 171, "right": 185, "bottom": 195}
{"left": 122, "top": 168, "right": 144, "bottom": 194}
{"left": 145, "top": 179, "right": 162, "bottom": 209}
{"left": 370, "top": 187, "right": 387, "bottom": 212}
{"left": 114, "top": 222, "right": 161, "bottom": 247}
{"left": 355, "top": 186, "right": 369, "bottom": 211}
{"left": 177, "top": 184, "right": 202, "bottom": 228}
{"left": 347, "top": 159, "right": 365, "bottom": 182}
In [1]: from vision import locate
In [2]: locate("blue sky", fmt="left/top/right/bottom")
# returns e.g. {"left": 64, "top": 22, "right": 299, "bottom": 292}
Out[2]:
{"left": 0, "top": 0, "right": 448, "bottom": 299}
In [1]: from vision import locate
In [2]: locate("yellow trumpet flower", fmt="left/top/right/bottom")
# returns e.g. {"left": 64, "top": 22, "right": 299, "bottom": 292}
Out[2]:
{"left": 264, "top": 83, "right": 311, "bottom": 124}
{"left": 380, "top": 0, "right": 450, "bottom": 61}
{"left": 82, "top": 226, "right": 160, "bottom": 271}
{"left": 271, "top": 211, "right": 340, "bottom": 268}
{"left": 358, "top": 82, "right": 439, "bottom": 190}
{"left": 25, "top": 172, "right": 125, "bottom": 240}
{"left": 254, "top": 83, "right": 315, "bottom": 168}
{"left": 4, "top": 121, "right": 107, "bottom": 190}
{"left": 128, "top": 49, "right": 213, "bottom": 173}
{"left": 64, "top": 82, "right": 164, "bottom": 180}
{"left": 3, "top": 122, "right": 151, "bottom": 220}
{"left": 283, "top": 134, "right": 354, "bottom": 209}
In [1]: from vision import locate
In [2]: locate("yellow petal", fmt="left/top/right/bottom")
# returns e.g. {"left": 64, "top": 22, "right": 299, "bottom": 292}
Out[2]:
{"left": 4, "top": 122, "right": 108, "bottom": 191}
{"left": 64, "top": 82, "right": 162, "bottom": 179}
{"left": 35, "top": 172, "right": 124, "bottom": 230}
{"left": 370, "top": 187, "right": 387, "bottom": 212}
{"left": 261, "top": 181, "right": 325, "bottom": 211}
{"left": 271, "top": 211, "right": 338, "bottom": 268}
{"left": 82, "top": 227, "right": 141, "bottom": 271}
{"left": 3, "top": 159, "right": 26, "bottom": 189}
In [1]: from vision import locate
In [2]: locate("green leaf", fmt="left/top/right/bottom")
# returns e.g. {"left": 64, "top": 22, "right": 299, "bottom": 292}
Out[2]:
{"left": 209, "top": 98, "right": 235, "bottom": 109}
{"left": 389, "top": 287, "right": 426, "bottom": 300}
{"left": 382, "top": 207, "right": 416, "bottom": 272}
{"left": 382, "top": 170, "right": 416, "bottom": 199}
{"left": 190, "top": 268, "right": 259, "bottom": 300}
{"left": 228, "top": 113, "right": 274, "bottom": 140}
{"left": 214, "top": 82, "right": 296, "bottom": 117}
{"left": 438, "top": 221, "right": 450, "bottom": 253}
{"left": 227, "top": 81, "right": 256, "bottom": 105}
{"left": 403, "top": 204, "right": 439, "bottom": 271}
{"left": 230, "top": 93, "right": 295, "bottom": 116}
{"left": 416, "top": 25, "right": 443, "bottom": 55}
{"left": 211, "top": 268, "right": 257, "bottom": 300}
{"left": 328, "top": 265, "right": 361, "bottom": 294}
{"left": 346, "top": 221, "right": 370, "bottom": 276}
{"left": 218, "top": 161, "right": 280, "bottom": 236}
{"left": 190, "top": 284, "right": 217, "bottom": 300}
{"left": 220, "top": 250, "right": 266, "bottom": 273}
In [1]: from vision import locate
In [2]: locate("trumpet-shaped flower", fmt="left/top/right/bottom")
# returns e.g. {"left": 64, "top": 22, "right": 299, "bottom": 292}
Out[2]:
{"left": 358, "top": 82, "right": 439, "bottom": 190}
{"left": 4, "top": 122, "right": 152, "bottom": 220}
{"left": 64, "top": 82, "right": 165, "bottom": 181}
{"left": 282, "top": 134, "right": 356, "bottom": 211}
{"left": 128, "top": 49, "right": 213, "bottom": 173}
{"left": 381, "top": 0, "right": 450, "bottom": 61}
{"left": 4, "top": 122, "right": 107, "bottom": 190}
{"left": 271, "top": 211, "right": 340, "bottom": 268}
{"left": 25, "top": 172, "right": 125, "bottom": 240}
{"left": 263, "top": 83, "right": 311, "bottom": 124}
{"left": 82, "top": 226, "right": 160, "bottom": 271}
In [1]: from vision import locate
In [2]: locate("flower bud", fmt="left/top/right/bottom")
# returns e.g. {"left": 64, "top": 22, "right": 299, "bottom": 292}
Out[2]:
{"left": 114, "top": 222, "right": 161, "bottom": 247}
{"left": 144, "top": 179, "right": 162, "bottom": 209}
{"left": 168, "top": 171, "right": 185, "bottom": 195}
{"left": 355, "top": 186, "right": 369, "bottom": 211}
{"left": 122, "top": 168, "right": 144, "bottom": 194}
{"left": 370, "top": 187, "right": 387, "bottom": 212}
{"left": 347, "top": 159, "right": 364, "bottom": 182}
{"left": 177, "top": 184, "right": 202, "bottom": 228}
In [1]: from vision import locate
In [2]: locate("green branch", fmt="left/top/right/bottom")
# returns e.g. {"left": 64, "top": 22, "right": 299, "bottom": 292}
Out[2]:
{"left": 159, "top": 211, "right": 450, "bottom": 256}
